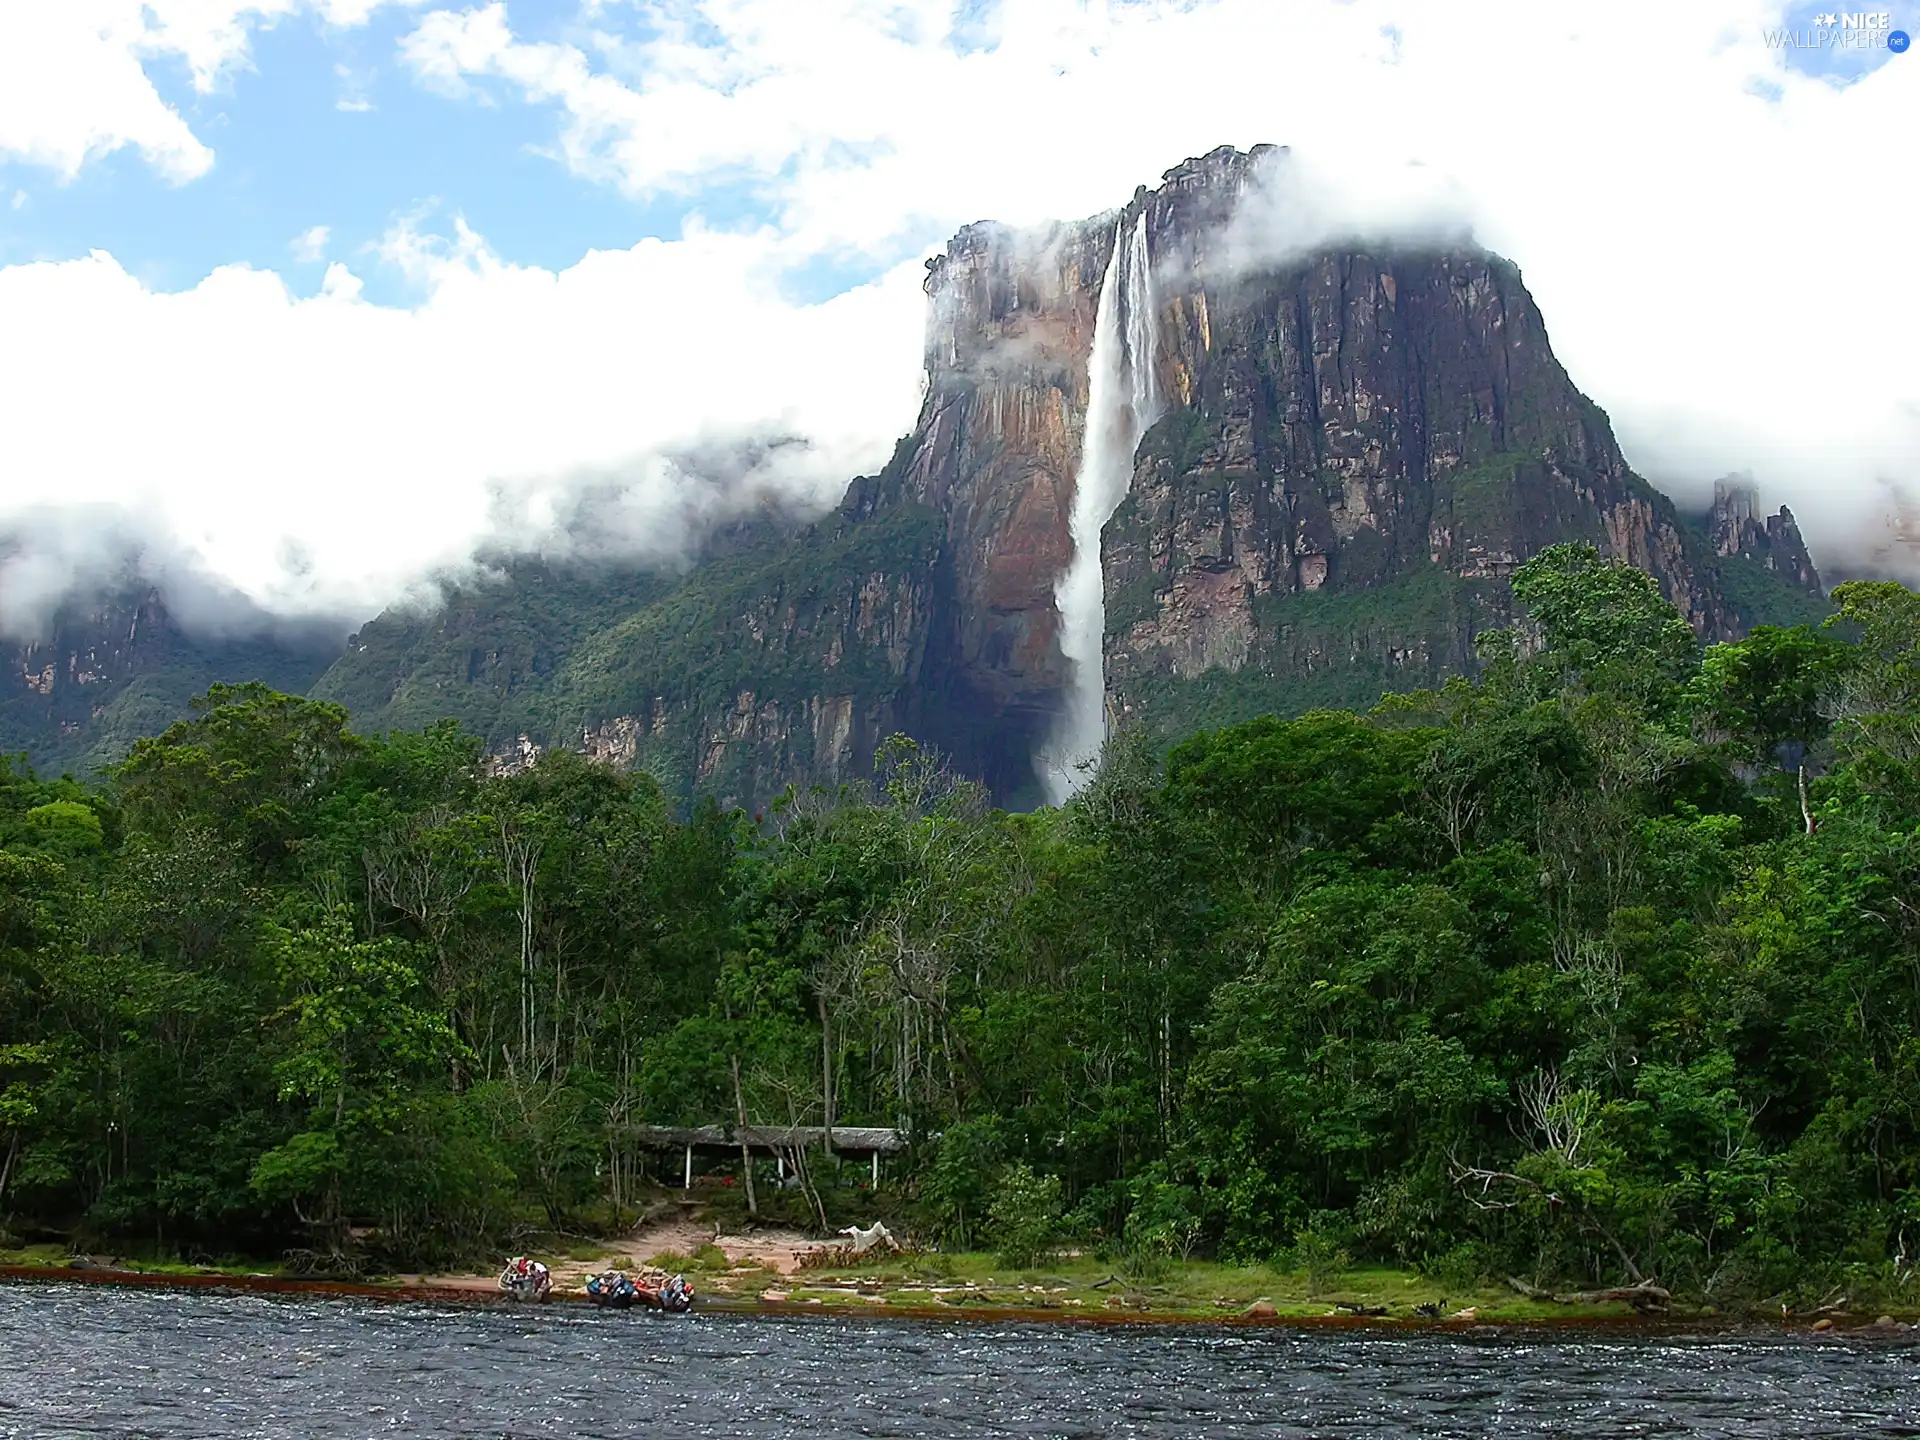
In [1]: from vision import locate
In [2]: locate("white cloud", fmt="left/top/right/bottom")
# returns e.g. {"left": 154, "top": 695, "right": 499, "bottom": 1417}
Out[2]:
{"left": 0, "top": 3, "right": 220, "bottom": 181}
{"left": 333, "top": 59, "right": 379, "bottom": 111}
{"left": 315, "top": 0, "right": 430, "bottom": 24}
{"left": 9, "top": 191, "right": 23, "bottom": 212}
{"left": 290, "top": 225, "right": 332, "bottom": 262}
{"left": 0, "top": 1, "right": 423, "bottom": 182}
{"left": 0, "top": 225, "right": 926, "bottom": 627}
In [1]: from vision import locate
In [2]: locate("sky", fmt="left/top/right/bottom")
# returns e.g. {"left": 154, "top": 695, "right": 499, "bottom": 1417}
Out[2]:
{"left": 0, "top": 0, "right": 1915, "bottom": 635}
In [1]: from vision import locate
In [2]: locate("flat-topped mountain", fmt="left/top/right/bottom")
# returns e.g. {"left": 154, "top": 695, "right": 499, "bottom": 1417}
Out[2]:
{"left": 7, "top": 147, "right": 1824, "bottom": 801}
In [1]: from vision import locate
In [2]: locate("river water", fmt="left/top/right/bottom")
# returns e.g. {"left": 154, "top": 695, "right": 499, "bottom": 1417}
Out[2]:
{"left": 2, "top": 1283, "right": 1918, "bottom": 1438}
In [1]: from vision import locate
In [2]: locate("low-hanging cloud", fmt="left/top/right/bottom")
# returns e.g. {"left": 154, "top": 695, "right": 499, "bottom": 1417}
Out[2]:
{"left": 0, "top": 221, "right": 927, "bottom": 640}
{"left": 481, "top": 432, "right": 858, "bottom": 573}
{"left": 1192, "top": 146, "right": 1479, "bottom": 282}
{"left": 0, "top": 503, "right": 352, "bottom": 648}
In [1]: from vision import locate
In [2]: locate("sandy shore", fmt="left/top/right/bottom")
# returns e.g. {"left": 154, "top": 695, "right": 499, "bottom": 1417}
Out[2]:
{"left": 2, "top": 1207, "right": 841, "bottom": 1310}
{"left": 402, "top": 1211, "right": 835, "bottom": 1296}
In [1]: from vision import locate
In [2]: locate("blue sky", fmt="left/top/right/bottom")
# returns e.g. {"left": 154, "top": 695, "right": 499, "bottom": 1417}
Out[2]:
{"left": 0, "top": 0, "right": 1909, "bottom": 300}
{"left": 0, "top": 2, "right": 795, "bottom": 304}
{"left": 1770, "top": 0, "right": 1913, "bottom": 81}
{"left": 0, "top": 0, "right": 1913, "bottom": 625}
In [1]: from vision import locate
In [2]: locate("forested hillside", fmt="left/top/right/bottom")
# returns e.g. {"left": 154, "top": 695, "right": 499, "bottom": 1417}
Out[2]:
{"left": 3, "top": 545, "right": 1916, "bottom": 1307}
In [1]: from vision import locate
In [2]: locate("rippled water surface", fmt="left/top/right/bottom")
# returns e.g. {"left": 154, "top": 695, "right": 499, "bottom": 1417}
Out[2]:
{"left": 4, "top": 1283, "right": 1919, "bottom": 1438}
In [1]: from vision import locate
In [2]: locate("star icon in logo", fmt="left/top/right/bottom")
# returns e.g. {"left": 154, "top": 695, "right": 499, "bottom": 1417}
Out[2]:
{"left": 1814, "top": 11, "right": 1838, "bottom": 24}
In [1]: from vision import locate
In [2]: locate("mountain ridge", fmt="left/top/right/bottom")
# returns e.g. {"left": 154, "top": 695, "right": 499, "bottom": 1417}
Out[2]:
{"left": 5, "top": 146, "right": 1826, "bottom": 801}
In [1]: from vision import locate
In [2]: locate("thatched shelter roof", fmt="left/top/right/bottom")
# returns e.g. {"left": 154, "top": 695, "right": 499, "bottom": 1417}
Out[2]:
{"left": 627, "top": 1124, "right": 908, "bottom": 1155}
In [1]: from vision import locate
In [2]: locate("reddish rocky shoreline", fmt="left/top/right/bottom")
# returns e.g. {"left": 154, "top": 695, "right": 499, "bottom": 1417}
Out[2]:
{"left": 5, "top": 1264, "right": 1911, "bottom": 1337}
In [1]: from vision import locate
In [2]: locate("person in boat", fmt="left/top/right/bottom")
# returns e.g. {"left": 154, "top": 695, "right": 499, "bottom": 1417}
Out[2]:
{"left": 596, "top": 1271, "right": 638, "bottom": 1308}
{"left": 583, "top": 1269, "right": 691, "bottom": 1313}
{"left": 499, "top": 1256, "right": 552, "bottom": 1301}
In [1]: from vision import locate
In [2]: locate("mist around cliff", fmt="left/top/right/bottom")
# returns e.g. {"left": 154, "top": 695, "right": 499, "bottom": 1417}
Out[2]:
{"left": 0, "top": 226, "right": 928, "bottom": 644}
{"left": 0, "top": 506, "right": 352, "bottom": 649}
{"left": 1192, "top": 146, "right": 1478, "bottom": 281}
{"left": 0, "top": 431, "right": 865, "bottom": 645}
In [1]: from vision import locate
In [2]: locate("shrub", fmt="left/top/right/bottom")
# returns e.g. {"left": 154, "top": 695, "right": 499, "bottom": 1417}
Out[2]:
{"left": 1420, "top": 1241, "right": 1491, "bottom": 1295}
{"left": 908, "top": 1253, "right": 957, "bottom": 1282}
{"left": 1120, "top": 1247, "right": 1173, "bottom": 1284}
{"left": 924, "top": 1119, "right": 1005, "bottom": 1250}
{"left": 987, "top": 1162, "right": 1062, "bottom": 1269}
{"left": 1124, "top": 1179, "right": 1203, "bottom": 1264}
{"left": 1289, "top": 1228, "right": 1351, "bottom": 1295}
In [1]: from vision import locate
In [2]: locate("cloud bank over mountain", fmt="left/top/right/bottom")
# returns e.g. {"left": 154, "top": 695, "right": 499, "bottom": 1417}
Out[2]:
{"left": 0, "top": 221, "right": 925, "bottom": 634}
{"left": 0, "top": 0, "right": 1914, "bottom": 634}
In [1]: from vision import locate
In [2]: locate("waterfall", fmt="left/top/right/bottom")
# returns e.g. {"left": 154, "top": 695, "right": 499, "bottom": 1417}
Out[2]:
{"left": 1042, "top": 213, "right": 1160, "bottom": 805}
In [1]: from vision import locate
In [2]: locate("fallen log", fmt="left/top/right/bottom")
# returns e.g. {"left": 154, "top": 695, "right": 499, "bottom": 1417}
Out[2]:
{"left": 1333, "top": 1302, "right": 1389, "bottom": 1316}
{"left": 838, "top": 1221, "right": 899, "bottom": 1256}
{"left": 1506, "top": 1276, "right": 1671, "bottom": 1311}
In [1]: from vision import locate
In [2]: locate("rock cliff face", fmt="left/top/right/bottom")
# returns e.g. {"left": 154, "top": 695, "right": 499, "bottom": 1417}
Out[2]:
{"left": 903, "top": 219, "right": 1112, "bottom": 785}
{"left": 1705, "top": 476, "right": 1822, "bottom": 592}
{"left": 2, "top": 588, "right": 338, "bottom": 774}
{"left": 901, "top": 145, "right": 1825, "bottom": 755}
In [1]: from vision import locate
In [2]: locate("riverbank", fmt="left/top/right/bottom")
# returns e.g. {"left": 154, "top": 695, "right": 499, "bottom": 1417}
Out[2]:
{"left": 7, "top": 1239, "right": 1916, "bottom": 1333}
{"left": 680, "top": 1250, "right": 1920, "bottom": 1333}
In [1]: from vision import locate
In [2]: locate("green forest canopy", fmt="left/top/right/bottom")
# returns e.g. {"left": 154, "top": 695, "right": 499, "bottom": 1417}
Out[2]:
{"left": 4, "top": 545, "right": 1919, "bottom": 1304}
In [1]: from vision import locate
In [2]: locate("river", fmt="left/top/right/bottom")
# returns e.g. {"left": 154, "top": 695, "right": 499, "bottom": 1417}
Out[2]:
{"left": 2, "top": 1283, "right": 1917, "bottom": 1437}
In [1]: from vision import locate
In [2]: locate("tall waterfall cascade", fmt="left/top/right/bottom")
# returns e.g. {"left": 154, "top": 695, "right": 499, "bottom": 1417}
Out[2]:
{"left": 1041, "top": 213, "right": 1161, "bottom": 805}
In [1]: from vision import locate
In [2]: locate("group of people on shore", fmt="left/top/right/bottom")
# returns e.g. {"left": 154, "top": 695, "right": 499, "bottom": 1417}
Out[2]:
{"left": 499, "top": 1256, "right": 693, "bottom": 1312}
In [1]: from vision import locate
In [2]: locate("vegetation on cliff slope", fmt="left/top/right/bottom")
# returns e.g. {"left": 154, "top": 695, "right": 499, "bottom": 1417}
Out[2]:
{"left": 542, "top": 494, "right": 946, "bottom": 796}
{"left": 2, "top": 622, "right": 336, "bottom": 779}
{"left": 2, "top": 547, "right": 1916, "bottom": 1315}
{"left": 308, "top": 559, "right": 682, "bottom": 742}
{"left": 309, "top": 495, "right": 946, "bottom": 804}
